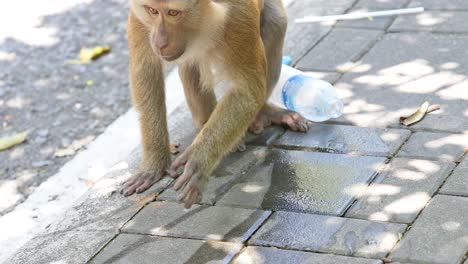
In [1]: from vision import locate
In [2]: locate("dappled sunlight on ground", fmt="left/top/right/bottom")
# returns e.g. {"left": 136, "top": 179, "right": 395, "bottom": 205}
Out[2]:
{"left": 416, "top": 12, "right": 453, "bottom": 27}
{"left": 0, "top": 0, "right": 94, "bottom": 46}
{"left": 354, "top": 59, "right": 435, "bottom": 86}
{"left": 396, "top": 71, "right": 465, "bottom": 94}
{"left": 332, "top": 28, "right": 468, "bottom": 131}
{"left": 378, "top": 192, "right": 430, "bottom": 215}
{"left": 345, "top": 183, "right": 400, "bottom": 198}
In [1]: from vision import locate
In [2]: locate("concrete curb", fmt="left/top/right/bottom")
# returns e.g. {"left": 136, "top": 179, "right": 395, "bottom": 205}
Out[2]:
{"left": 0, "top": 68, "right": 186, "bottom": 263}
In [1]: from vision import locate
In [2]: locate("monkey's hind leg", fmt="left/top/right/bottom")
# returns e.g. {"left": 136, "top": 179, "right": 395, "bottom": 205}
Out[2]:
{"left": 249, "top": 0, "right": 312, "bottom": 135}
{"left": 250, "top": 103, "right": 312, "bottom": 134}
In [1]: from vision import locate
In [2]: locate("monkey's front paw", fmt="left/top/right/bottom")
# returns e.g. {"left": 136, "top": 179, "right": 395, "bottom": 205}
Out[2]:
{"left": 121, "top": 171, "right": 163, "bottom": 196}
{"left": 231, "top": 140, "right": 246, "bottom": 152}
{"left": 169, "top": 149, "right": 206, "bottom": 209}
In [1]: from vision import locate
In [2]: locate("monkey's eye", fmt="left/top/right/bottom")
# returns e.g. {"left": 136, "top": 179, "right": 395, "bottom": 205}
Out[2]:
{"left": 145, "top": 6, "right": 159, "bottom": 15}
{"left": 168, "top": 9, "right": 181, "bottom": 16}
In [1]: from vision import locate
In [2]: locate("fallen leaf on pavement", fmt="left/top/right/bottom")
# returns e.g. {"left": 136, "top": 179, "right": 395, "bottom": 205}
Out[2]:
{"left": 0, "top": 131, "right": 28, "bottom": 151}
{"left": 426, "top": 104, "right": 441, "bottom": 113}
{"left": 67, "top": 46, "right": 111, "bottom": 64}
{"left": 400, "top": 101, "right": 440, "bottom": 126}
{"left": 80, "top": 46, "right": 111, "bottom": 63}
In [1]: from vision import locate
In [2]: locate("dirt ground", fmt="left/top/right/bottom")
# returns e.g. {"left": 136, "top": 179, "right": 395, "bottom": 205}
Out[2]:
{"left": 0, "top": 0, "right": 132, "bottom": 214}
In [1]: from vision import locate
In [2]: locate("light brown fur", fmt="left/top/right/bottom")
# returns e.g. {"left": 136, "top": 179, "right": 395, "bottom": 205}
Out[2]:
{"left": 122, "top": 0, "right": 311, "bottom": 208}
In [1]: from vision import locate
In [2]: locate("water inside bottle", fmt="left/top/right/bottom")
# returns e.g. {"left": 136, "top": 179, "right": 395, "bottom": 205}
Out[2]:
{"left": 282, "top": 75, "right": 343, "bottom": 122}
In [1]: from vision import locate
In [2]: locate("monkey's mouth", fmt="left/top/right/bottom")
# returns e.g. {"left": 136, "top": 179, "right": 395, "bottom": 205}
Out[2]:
{"left": 161, "top": 52, "right": 183, "bottom": 62}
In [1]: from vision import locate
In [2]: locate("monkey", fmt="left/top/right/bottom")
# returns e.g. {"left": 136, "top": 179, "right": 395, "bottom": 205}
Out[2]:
{"left": 121, "top": 0, "right": 312, "bottom": 208}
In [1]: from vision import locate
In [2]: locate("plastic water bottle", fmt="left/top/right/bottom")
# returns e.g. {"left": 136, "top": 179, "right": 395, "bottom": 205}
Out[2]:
{"left": 269, "top": 64, "right": 344, "bottom": 122}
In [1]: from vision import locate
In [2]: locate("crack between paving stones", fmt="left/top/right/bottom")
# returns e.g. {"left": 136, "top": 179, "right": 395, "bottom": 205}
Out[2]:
{"left": 118, "top": 231, "right": 244, "bottom": 244}
{"left": 227, "top": 246, "right": 248, "bottom": 264}
{"left": 88, "top": 179, "right": 175, "bottom": 254}
{"left": 437, "top": 193, "right": 468, "bottom": 199}
{"left": 387, "top": 29, "right": 468, "bottom": 36}
{"left": 385, "top": 125, "right": 468, "bottom": 135}
{"left": 340, "top": 130, "right": 415, "bottom": 222}
{"left": 393, "top": 155, "right": 461, "bottom": 164}
{"left": 86, "top": 232, "right": 119, "bottom": 264}
{"left": 212, "top": 152, "right": 273, "bottom": 206}
{"left": 242, "top": 237, "right": 388, "bottom": 261}
{"left": 85, "top": 185, "right": 172, "bottom": 263}
{"left": 384, "top": 158, "right": 460, "bottom": 260}
{"left": 229, "top": 245, "right": 385, "bottom": 264}
{"left": 242, "top": 211, "right": 274, "bottom": 244}
{"left": 270, "top": 144, "right": 393, "bottom": 159}
{"left": 323, "top": 119, "right": 468, "bottom": 135}
{"left": 332, "top": 0, "right": 414, "bottom": 85}
{"left": 119, "top": 184, "right": 172, "bottom": 229}
{"left": 341, "top": 158, "right": 391, "bottom": 217}
{"left": 292, "top": 0, "right": 361, "bottom": 68}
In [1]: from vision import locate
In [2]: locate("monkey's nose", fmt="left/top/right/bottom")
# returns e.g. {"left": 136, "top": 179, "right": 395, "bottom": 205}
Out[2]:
{"left": 156, "top": 38, "right": 168, "bottom": 51}
{"left": 158, "top": 43, "right": 169, "bottom": 51}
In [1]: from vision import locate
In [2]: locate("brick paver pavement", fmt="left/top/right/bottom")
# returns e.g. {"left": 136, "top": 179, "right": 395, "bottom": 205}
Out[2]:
{"left": 8, "top": 0, "right": 468, "bottom": 263}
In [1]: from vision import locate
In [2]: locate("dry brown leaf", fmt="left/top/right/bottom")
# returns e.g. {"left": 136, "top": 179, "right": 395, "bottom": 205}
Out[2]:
{"left": 0, "top": 131, "right": 28, "bottom": 151}
{"left": 427, "top": 104, "right": 441, "bottom": 113}
{"left": 400, "top": 101, "right": 429, "bottom": 126}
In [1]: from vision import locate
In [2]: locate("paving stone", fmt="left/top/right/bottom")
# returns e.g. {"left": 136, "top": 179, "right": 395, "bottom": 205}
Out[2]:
{"left": 285, "top": 3, "right": 347, "bottom": 65}
{"left": 158, "top": 147, "right": 268, "bottom": 204}
{"left": 390, "top": 11, "right": 468, "bottom": 33}
{"left": 275, "top": 124, "right": 410, "bottom": 157}
{"left": 217, "top": 149, "right": 386, "bottom": 215}
{"left": 390, "top": 195, "right": 468, "bottom": 264}
{"left": 334, "top": 33, "right": 468, "bottom": 132}
{"left": 123, "top": 201, "right": 271, "bottom": 242}
{"left": 297, "top": 28, "right": 382, "bottom": 72}
{"left": 440, "top": 156, "right": 468, "bottom": 196}
{"left": 90, "top": 234, "right": 242, "bottom": 264}
{"left": 397, "top": 132, "right": 467, "bottom": 162}
{"left": 45, "top": 149, "right": 172, "bottom": 233}
{"left": 8, "top": 230, "right": 115, "bottom": 264}
{"left": 347, "top": 158, "right": 454, "bottom": 223}
{"left": 249, "top": 211, "right": 406, "bottom": 258}
{"left": 304, "top": 71, "right": 342, "bottom": 84}
{"left": 232, "top": 246, "right": 383, "bottom": 264}
{"left": 408, "top": 0, "right": 468, "bottom": 11}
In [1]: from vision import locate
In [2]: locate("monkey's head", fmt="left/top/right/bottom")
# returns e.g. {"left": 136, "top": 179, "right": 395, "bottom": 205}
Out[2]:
{"left": 132, "top": 0, "right": 223, "bottom": 62}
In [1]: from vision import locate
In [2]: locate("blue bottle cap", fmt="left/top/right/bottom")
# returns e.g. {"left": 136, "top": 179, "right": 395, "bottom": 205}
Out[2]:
{"left": 282, "top": 56, "right": 292, "bottom": 66}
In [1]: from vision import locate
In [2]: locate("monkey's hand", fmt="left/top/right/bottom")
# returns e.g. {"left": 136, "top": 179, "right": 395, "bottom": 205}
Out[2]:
{"left": 169, "top": 145, "right": 210, "bottom": 209}
{"left": 121, "top": 167, "right": 167, "bottom": 196}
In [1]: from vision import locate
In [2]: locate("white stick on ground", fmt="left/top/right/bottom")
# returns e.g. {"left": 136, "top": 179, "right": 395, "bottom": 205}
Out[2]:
{"left": 295, "top": 7, "right": 425, "bottom": 23}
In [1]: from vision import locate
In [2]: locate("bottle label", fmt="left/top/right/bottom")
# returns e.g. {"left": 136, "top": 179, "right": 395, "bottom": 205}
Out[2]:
{"left": 282, "top": 75, "right": 305, "bottom": 111}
